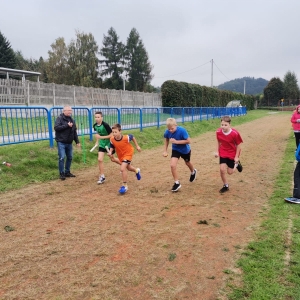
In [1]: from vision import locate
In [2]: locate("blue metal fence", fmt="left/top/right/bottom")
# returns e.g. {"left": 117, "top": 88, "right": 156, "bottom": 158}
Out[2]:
{"left": 0, "top": 106, "right": 247, "bottom": 147}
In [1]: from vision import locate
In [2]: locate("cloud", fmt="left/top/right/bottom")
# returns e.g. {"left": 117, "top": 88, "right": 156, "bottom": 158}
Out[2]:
{"left": 1, "top": 0, "right": 300, "bottom": 87}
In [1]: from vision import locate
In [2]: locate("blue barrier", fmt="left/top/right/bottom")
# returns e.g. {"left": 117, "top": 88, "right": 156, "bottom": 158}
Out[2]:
{"left": 0, "top": 106, "right": 247, "bottom": 147}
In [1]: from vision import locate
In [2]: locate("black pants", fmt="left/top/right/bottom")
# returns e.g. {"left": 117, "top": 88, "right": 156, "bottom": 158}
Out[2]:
{"left": 294, "top": 132, "right": 300, "bottom": 149}
{"left": 293, "top": 162, "right": 300, "bottom": 198}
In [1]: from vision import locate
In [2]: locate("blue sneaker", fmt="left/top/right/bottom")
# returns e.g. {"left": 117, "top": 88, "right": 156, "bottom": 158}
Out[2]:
{"left": 119, "top": 185, "right": 128, "bottom": 194}
{"left": 136, "top": 168, "right": 141, "bottom": 180}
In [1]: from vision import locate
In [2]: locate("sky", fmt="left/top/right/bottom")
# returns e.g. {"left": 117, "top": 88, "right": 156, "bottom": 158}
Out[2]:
{"left": 1, "top": 0, "right": 299, "bottom": 88}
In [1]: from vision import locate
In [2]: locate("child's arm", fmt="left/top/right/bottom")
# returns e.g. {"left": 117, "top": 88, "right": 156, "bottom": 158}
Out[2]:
{"left": 234, "top": 143, "right": 242, "bottom": 163}
{"left": 132, "top": 137, "right": 141, "bottom": 152}
{"left": 169, "top": 137, "right": 191, "bottom": 144}
{"left": 215, "top": 140, "right": 220, "bottom": 158}
{"left": 163, "top": 138, "right": 169, "bottom": 156}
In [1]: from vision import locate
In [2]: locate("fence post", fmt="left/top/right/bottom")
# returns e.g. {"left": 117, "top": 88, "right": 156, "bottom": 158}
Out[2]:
{"left": 73, "top": 86, "right": 76, "bottom": 107}
{"left": 53, "top": 83, "right": 56, "bottom": 106}
{"left": 27, "top": 82, "right": 30, "bottom": 106}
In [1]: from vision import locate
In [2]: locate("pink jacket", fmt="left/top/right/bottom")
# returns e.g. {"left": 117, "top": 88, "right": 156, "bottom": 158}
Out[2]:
{"left": 291, "top": 105, "right": 300, "bottom": 131}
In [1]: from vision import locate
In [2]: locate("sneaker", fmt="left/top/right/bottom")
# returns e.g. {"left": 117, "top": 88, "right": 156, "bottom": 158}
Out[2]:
{"left": 97, "top": 176, "right": 106, "bottom": 184}
{"left": 136, "top": 168, "right": 141, "bottom": 180}
{"left": 219, "top": 185, "right": 229, "bottom": 193}
{"left": 236, "top": 161, "right": 243, "bottom": 172}
{"left": 171, "top": 182, "right": 181, "bottom": 192}
{"left": 60, "top": 172, "right": 66, "bottom": 180}
{"left": 189, "top": 169, "right": 197, "bottom": 182}
{"left": 119, "top": 185, "right": 128, "bottom": 194}
{"left": 65, "top": 172, "right": 76, "bottom": 178}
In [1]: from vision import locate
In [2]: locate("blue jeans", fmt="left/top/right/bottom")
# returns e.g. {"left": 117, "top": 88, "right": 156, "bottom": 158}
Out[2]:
{"left": 57, "top": 142, "right": 73, "bottom": 174}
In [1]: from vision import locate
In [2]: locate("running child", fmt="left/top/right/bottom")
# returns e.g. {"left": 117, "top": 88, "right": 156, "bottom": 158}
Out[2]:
{"left": 107, "top": 123, "right": 141, "bottom": 194}
{"left": 93, "top": 111, "right": 118, "bottom": 184}
{"left": 215, "top": 115, "right": 243, "bottom": 193}
{"left": 163, "top": 118, "right": 197, "bottom": 192}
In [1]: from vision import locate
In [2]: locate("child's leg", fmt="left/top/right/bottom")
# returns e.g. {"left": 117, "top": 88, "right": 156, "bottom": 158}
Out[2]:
{"left": 170, "top": 157, "right": 179, "bottom": 181}
{"left": 98, "top": 151, "right": 105, "bottom": 175}
{"left": 185, "top": 161, "right": 195, "bottom": 172}
{"left": 120, "top": 162, "right": 129, "bottom": 183}
{"left": 110, "top": 155, "right": 121, "bottom": 165}
{"left": 220, "top": 163, "right": 228, "bottom": 185}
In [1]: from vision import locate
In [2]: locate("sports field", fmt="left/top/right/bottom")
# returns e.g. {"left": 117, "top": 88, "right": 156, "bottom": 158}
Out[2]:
{"left": 0, "top": 113, "right": 294, "bottom": 299}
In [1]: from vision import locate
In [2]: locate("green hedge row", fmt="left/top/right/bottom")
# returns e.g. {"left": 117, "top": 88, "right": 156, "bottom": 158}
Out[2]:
{"left": 161, "top": 80, "right": 255, "bottom": 109}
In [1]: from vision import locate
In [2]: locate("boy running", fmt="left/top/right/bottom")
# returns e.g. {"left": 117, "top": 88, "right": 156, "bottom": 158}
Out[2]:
{"left": 107, "top": 123, "right": 141, "bottom": 194}
{"left": 93, "top": 111, "right": 118, "bottom": 184}
{"left": 215, "top": 116, "right": 243, "bottom": 193}
{"left": 163, "top": 118, "right": 197, "bottom": 192}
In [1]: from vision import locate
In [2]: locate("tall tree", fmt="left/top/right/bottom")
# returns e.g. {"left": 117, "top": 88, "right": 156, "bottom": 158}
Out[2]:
{"left": 68, "top": 30, "right": 100, "bottom": 87}
{"left": 125, "top": 28, "right": 153, "bottom": 92}
{"left": 0, "top": 31, "right": 16, "bottom": 70}
{"left": 263, "top": 77, "right": 284, "bottom": 106}
{"left": 99, "top": 27, "right": 125, "bottom": 90}
{"left": 283, "top": 71, "right": 300, "bottom": 104}
{"left": 47, "top": 37, "right": 70, "bottom": 84}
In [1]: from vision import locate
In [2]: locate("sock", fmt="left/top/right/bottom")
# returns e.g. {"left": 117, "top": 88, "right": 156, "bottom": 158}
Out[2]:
{"left": 101, "top": 174, "right": 105, "bottom": 178}
{"left": 175, "top": 180, "right": 180, "bottom": 184}
{"left": 191, "top": 170, "right": 195, "bottom": 175}
{"left": 225, "top": 184, "right": 229, "bottom": 187}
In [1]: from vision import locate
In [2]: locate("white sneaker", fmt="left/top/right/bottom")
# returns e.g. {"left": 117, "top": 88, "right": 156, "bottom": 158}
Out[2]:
{"left": 97, "top": 176, "right": 106, "bottom": 184}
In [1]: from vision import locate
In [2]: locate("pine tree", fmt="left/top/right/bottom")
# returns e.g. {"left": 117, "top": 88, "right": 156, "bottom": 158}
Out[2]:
{"left": 125, "top": 28, "right": 153, "bottom": 92}
{"left": 0, "top": 31, "right": 16, "bottom": 69}
{"left": 99, "top": 27, "right": 125, "bottom": 90}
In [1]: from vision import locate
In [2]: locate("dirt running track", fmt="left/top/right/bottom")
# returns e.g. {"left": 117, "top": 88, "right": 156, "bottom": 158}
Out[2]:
{"left": 0, "top": 113, "right": 291, "bottom": 300}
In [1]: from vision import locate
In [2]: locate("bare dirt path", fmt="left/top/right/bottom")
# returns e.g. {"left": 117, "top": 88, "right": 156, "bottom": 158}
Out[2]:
{"left": 0, "top": 113, "right": 291, "bottom": 300}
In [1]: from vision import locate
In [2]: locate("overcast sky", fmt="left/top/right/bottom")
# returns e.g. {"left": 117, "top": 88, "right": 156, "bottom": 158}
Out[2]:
{"left": 1, "top": 0, "right": 299, "bottom": 88}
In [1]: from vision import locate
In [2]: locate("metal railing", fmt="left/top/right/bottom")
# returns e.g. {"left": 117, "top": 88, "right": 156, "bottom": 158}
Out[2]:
{"left": 0, "top": 106, "right": 247, "bottom": 147}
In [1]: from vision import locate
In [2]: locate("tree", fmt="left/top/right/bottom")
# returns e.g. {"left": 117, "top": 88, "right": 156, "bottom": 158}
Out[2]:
{"left": 15, "top": 50, "right": 47, "bottom": 82}
{"left": 125, "top": 28, "right": 153, "bottom": 92}
{"left": 0, "top": 31, "right": 16, "bottom": 70}
{"left": 47, "top": 37, "right": 70, "bottom": 84}
{"left": 68, "top": 30, "right": 100, "bottom": 87}
{"left": 99, "top": 27, "right": 125, "bottom": 90}
{"left": 263, "top": 77, "right": 284, "bottom": 106}
{"left": 283, "top": 71, "right": 300, "bottom": 104}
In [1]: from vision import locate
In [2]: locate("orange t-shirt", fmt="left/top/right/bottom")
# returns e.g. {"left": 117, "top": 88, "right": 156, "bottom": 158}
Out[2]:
{"left": 110, "top": 134, "right": 134, "bottom": 161}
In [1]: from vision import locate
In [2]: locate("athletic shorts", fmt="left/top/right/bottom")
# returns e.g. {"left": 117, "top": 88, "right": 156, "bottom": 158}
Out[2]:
{"left": 99, "top": 147, "right": 115, "bottom": 155}
{"left": 219, "top": 157, "right": 235, "bottom": 169}
{"left": 121, "top": 159, "right": 131, "bottom": 164}
{"left": 171, "top": 149, "right": 191, "bottom": 162}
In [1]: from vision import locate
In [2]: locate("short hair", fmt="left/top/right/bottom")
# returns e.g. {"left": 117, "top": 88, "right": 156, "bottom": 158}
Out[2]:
{"left": 221, "top": 116, "right": 231, "bottom": 123}
{"left": 112, "top": 123, "right": 121, "bottom": 131}
{"left": 95, "top": 111, "right": 103, "bottom": 116}
{"left": 166, "top": 118, "right": 177, "bottom": 127}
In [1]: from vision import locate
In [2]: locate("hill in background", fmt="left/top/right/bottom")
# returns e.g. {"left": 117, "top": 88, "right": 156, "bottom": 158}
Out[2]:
{"left": 217, "top": 77, "right": 268, "bottom": 95}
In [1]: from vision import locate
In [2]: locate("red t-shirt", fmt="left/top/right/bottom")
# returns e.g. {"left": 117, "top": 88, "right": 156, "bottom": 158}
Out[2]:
{"left": 216, "top": 128, "right": 243, "bottom": 160}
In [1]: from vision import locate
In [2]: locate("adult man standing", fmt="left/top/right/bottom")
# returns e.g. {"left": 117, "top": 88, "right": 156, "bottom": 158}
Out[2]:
{"left": 54, "top": 106, "right": 81, "bottom": 180}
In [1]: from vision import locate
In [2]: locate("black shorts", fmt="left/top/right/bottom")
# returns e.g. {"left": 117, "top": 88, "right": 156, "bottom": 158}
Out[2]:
{"left": 171, "top": 149, "right": 191, "bottom": 162}
{"left": 99, "top": 147, "right": 115, "bottom": 155}
{"left": 219, "top": 157, "right": 235, "bottom": 169}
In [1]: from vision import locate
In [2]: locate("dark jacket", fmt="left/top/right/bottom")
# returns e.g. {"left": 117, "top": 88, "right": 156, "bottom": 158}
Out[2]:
{"left": 54, "top": 113, "right": 80, "bottom": 144}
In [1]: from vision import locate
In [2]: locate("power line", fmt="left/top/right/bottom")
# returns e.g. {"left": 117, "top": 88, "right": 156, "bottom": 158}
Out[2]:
{"left": 154, "top": 61, "right": 211, "bottom": 79}
{"left": 213, "top": 61, "right": 231, "bottom": 81}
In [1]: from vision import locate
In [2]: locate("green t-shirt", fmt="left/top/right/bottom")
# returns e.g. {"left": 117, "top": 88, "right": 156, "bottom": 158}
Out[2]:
{"left": 93, "top": 121, "right": 112, "bottom": 148}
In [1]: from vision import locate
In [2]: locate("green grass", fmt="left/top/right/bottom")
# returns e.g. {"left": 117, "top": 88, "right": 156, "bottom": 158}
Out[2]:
{"left": 226, "top": 132, "right": 300, "bottom": 300}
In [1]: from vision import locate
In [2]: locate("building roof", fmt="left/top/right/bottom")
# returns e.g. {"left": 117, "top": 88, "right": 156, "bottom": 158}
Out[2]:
{"left": 0, "top": 67, "right": 41, "bottom": 77}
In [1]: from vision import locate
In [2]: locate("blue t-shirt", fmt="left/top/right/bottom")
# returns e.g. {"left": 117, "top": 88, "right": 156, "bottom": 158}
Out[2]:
{"left": 164, "top": 126, "right": 191, "bottom": 154}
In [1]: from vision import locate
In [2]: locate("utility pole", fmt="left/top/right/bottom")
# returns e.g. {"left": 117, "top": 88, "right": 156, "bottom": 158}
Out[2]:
{"left": 211, "top": 59, "right": 213, "bottom": 88}
{"left": 244, "top": 80, "right": 246, "bottom": 95}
